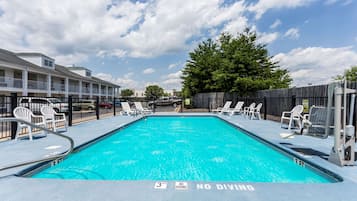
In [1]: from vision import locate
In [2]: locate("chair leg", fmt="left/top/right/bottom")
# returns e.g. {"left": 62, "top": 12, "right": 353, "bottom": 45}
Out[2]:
{"left": 15, "top": 124, "right": 21, "bottom": 140}
{"left": 28, "top": 125, "right": 33, "bottom": 141}
{"left": 52, "top": 121, "right": 56, "bottom": 132}
{"left": 297, "top": 119, "right": 302, "bottom": 130}
{"left": 288, "top": 118, "right": 293, "bottom": 130}
{"left": 65, "top": 121, "right": 68, "bottom": 131}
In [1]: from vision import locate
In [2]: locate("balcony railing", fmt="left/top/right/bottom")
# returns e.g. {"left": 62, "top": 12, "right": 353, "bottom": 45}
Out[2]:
{"left": 92, "top": 88, "right": 99, "bottom": 94}
{"left": 28, "top": 80, "right": 47, "bottom": 90}
{"left": 69, "top": 85, "right": 79, "bottom": 93}
{"left": 82, "top": 87, "right": 90, "bottom": 94}
{"left": 0, "top": 76, "right": 23, "bottom": 88}
{"left": 51, "top": 82, "right": 65, "bottom": 92}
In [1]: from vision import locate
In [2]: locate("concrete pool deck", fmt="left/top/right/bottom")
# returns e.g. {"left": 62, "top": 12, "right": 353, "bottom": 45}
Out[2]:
{"left": 0, "top": 113, "right": 357, "bottom": 201}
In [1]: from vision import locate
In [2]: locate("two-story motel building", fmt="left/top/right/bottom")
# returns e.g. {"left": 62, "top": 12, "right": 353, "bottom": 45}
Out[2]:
{"left": 0, "top": 48, "right": 120, "bottom": 99}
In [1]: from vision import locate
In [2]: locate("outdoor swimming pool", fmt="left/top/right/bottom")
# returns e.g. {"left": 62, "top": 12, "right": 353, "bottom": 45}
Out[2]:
{"left": 32, "top": 116, "right": 338, "bottom": 183}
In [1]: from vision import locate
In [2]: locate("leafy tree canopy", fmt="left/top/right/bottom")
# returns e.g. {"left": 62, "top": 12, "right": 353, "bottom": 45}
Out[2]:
{"left": 145, "top": 85, "right": 164, "bottom": 99}
{"left": 120, "top": 89, "right": 134, "bottom": 97}
{"left": 335, "top": 66, "right": 357, "bottom": 81}
{"left": 181, "top": 28, "right": 292, "bottom": 96}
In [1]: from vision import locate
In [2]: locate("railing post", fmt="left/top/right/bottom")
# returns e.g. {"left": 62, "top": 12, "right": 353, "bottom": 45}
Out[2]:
{"left": 180, "top": 98, "right": 183, "bottom": 113}
{"left": 68, "top": 96, "right": 73, "bottom": 126}
{"left": 291, "top": 95, "right": 296, "bottom": 109}
{"left": 96, "top": 96, "right": 100, "bottom": 120}
{"left": 208, "top": 97, "right": 211, "bottom": 112}
{"left": 10, "top": 93, "right": 18, "bottom": 139}
{"left": 263, "top": 96, "right": 267, "bottom": 120}
{"left": 113, "top": 97, "right": 116, "bottom": 116}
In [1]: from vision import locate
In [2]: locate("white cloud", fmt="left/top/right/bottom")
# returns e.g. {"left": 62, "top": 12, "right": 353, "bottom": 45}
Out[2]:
{"left": 0, "top": 0, "right": 252, "bottom": 61}
{"left": 325, "top": 0, "right": 339, "bottom": 5}
{"left": 95, "top": 72, "right": 139, "bottom": 89}
{"left": 143, "top": 68, "right": 155, "bottom": 74}
{"left": 122, "top": 0, "right": 248, "bottom": 58}
{"left": 273, "top": 46, "right": 357, "bottom": 86}
{"left": 168, "top": 62, "right": 180, "bottom": 69}
{"left": 162, "top": 71, "right": 182, "bottom": 89}
{"left": 248, "top": 0, "right": 314, "bottom": 19}
{"left": 0, "top": 0, "right": 321, "bottom": 62}
{"left": 270, "top": 19, "right": 282, "bottom": 29}
{"left": 325, "top": 0, "right": 352, "bottom": 5}
{"left": 342, "top": 0, "right": 353, "bottom": 6}
{"left": 284, "top": 28, "right": 300, "bottom": 39}
{"left": 221, "top": 16, "right": 249, "bottom": 35}
{"left": 257, "top": 32, "right": 279, "bottom": 44}
{"left": 0, "top": 0, "right": 146, "bottom": 63}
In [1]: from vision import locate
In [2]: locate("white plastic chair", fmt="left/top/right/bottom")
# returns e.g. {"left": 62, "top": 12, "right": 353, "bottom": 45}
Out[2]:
{"left": 281, "top": 105, "right": 304, "bottom": 130}
{"left": 13, "top": 106, "right": 46, "bottom": 140}
{"left": 41, "top": 105, "right": 68, "bottom": 132}
{"left": 120, "top": 102, "right": 137, "bottom": 116}
{"left": 243, "top": 103, "right": 256, "bottom": 116}
{"left": 212, "top": 101, "right": 232, "bottom": 113}
{"left": 249, "top": 103, "right": 262, "bottom": 120}
{"left": 228, "top": 101, "right": 244, "bottom": 115}
{"left": 134, "top": 102, "right": 152, "bottom": 114}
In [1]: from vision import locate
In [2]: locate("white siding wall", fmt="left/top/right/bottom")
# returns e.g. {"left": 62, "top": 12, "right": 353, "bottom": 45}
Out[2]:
{"left": 18, "top": 56, "right": 42, "bottom": 67}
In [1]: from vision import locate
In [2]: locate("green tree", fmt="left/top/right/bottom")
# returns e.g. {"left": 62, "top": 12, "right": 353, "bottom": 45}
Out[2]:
{"left": 182, "top": 39, "right": 221, "bottom": 97}
{"left": 335, "top": 66, "right": 357, "bottom": 81}
{"left": 182, "top": 28, "right": 292, "bottom": 96}
{"left": 120, "top": 89, "right": 134, "bottom": 97}
{"left": 145, "top": 85, "right": 164, "bottom": 100}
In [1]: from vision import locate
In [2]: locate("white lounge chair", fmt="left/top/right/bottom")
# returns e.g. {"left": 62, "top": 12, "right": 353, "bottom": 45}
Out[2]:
{"left": 243, "top": 103, "right": 256, "bottom": 116}
{"left": 41, "top": 105, "right": 68, "bottom": 132}
{"left": 249, "top": 103, "right": 262, "bottom": 120}
{"left": 134, "top": 102, "right": 152, "bottom": 114}
{"left": 13, "top": 106, "right": 47, "bottom": 140}
{"left": 281, "top": 105, "right": 304, "bottom": 130}
{"left": 212, "top": 101, "right": 232, "bottom": 113}
{"left": 120, "top": 102, "right": 137, "bottom": 116}
{"left": 228, "top": 101, "right": 244, "bottom": 115}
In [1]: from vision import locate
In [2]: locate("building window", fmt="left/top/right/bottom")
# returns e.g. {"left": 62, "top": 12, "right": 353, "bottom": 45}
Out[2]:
{"left": 44, "top": 59, "right": 53, "bottom": 67}
{"left": 0, "top": 69, "right": 5, "bottom": 83}
{"left": 85, "top": 71, "right": 91, "bottom": 77}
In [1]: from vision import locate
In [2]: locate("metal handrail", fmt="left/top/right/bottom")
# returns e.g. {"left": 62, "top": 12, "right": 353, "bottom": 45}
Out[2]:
{"left": 0, "top": 118, "right": 74, "bottom": 172}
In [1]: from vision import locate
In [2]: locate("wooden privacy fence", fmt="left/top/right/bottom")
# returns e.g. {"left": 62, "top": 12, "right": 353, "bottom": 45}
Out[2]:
{"left": 192, "top": 82, "right": 357, "bottom": 122}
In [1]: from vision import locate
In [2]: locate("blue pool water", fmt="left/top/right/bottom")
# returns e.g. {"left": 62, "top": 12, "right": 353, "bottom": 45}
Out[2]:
{"left": 33, "top": 116, "right": 335, "bottom": 183}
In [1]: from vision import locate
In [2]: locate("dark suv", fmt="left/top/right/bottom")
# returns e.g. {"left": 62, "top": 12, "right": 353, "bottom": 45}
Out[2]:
{"left": 148, "top": 97, "right": 182, "bottom": 107}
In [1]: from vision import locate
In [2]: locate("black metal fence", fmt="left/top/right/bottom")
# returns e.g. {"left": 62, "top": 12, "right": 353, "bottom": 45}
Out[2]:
{"left": 0, "top": 94, "right": 182, "bottom": 141}
{"left": 0, "top": 94, "right": 124, "bottom": 140}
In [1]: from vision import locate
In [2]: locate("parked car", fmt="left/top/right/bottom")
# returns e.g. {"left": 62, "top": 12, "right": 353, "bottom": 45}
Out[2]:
{"left": 148, "top": 97, "right": 182, "bottom": 107}
{"left": 113, "top": 99, "right": 121, "bottom": 107}
{"left": 19, "top": 97, "right": 69, "bottom": 114}
{"left": 73, "top": 100, "right": 96, "bottom": 110}
{"left": 99, "top": 102, "right": 112, "bottom": 109}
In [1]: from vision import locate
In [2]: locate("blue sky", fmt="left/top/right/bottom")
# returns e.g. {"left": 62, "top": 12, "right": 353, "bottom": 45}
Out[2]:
{"left": 0, "top": 0, "right": 356, "bottom": 90}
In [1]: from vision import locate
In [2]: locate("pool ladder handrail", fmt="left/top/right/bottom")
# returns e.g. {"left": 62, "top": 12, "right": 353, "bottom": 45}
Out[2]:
{"left": 0, "top": 117, "right": 74, "bottom": 172}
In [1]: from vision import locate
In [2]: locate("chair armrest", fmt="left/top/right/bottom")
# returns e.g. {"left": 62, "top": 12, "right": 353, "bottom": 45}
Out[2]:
{"left": 303, "top": 114, "right": 309, "bottom": 120}
{"left": 281, "top": 111, "right": 291, "bottom": 117}
{"left": 31, "top": 114, "right": 45, "bottom": 123}
{"left": 55, "top": 113, "right": 66, "bottom": 120}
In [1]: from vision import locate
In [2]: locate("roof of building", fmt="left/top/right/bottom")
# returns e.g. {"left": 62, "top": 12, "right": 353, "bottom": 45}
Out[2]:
{"left": 16, "top": 52, "right": 53, "bottom": 59}
{"left": 67, "top": 66, "right": 91, "bottom": 71}
{"left": 0, "top": 48, "right": 120, "bottom": 88}
{"left": 91, "top": 76, "right": 118, "bottom": 87}
{"left": 0, "top": 49, "right": 63, "bottom": 76}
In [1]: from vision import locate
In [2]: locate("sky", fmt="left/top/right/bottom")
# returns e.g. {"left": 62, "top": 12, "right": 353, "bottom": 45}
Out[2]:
{"left": 0, "top": 0, "right": 356, "bottom": 90}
